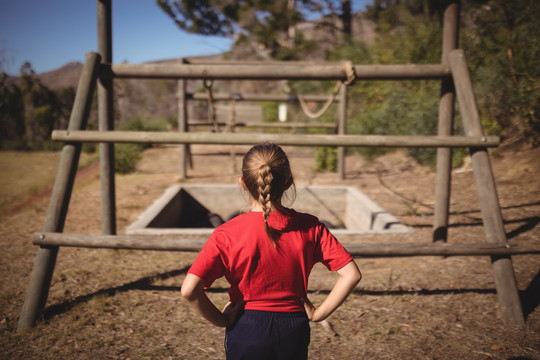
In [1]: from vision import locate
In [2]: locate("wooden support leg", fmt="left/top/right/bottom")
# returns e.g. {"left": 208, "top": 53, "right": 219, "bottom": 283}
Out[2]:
{"left": 470, "top": 147, "right": 524, "bottom": 326}
{"left": 433, "top": 0, "right": 459, "bottom": 242}
{"left": 98, "top": 0, "right": 116, "bottom": 236}
{"left": 337, "top": 84, "right": 348, "bottom": 180}
{"left": 433, "top": 80, "right": 455, "bottom": 243}
{"left": 177, "top": 76, "right": 188, "bottom": 179}
{"left": 17, "top": 52, "right": 101, "bottom": 331}
{"left": 450, "top": 49, "right": 524, "bottom": 327}
{"left": 17, "top": 247, "right": 59, "bottom": 330}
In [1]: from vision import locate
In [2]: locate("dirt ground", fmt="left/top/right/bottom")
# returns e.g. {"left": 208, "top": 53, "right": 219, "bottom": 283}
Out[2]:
{"left": 1, "top": 143, "right": 539, "bottom": 359}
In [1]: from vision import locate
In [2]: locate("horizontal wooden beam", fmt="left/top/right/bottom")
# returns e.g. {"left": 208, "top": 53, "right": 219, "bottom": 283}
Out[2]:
{"left": 33, "top": 233, "right": 540, "bottom": 257}
{"left": 102, "top": 63, "right": 451, "bottom": 81}
{"left": 344, "top": 242, "right": 540, "bottom": 257}
{"left": 188, "top": 92, "right": 341, "bottom": 103}
{"left": 188, "top": 121, "right": 336, "bottom": 129}
{"left": 183, "top": 59, "right": 339, "bottom": 66}
{"left": 51, "top": 130, "right": 500, "bottom": 148}
{"left": 34, "top": 233, "right": 205, "bottom": 252}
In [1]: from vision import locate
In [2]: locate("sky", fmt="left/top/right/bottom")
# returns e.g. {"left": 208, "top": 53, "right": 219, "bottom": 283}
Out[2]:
{"left": 0, "top": 0, "right": 370, "bottom": 76}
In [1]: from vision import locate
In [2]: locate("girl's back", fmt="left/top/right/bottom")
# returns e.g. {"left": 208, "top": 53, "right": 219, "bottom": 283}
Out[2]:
{"left": 193, "top": 209, "right": 351, "bottom": 313}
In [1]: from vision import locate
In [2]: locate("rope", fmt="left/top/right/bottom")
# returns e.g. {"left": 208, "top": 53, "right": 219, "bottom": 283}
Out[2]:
{"left": 297, "top": 81, "right": 342, "bottom": 119}
{"left": 296, "top": 61, "right": 356, "bottom": 119}
{"left": 342, "top": 60, "right": 356, "bottom": 86}
{"left": 204, "top": 79, "right": 219, "bottom": 132}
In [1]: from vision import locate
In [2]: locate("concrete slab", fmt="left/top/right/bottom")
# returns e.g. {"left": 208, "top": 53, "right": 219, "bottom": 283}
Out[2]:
{"left": 126, "top": 184, "right": 409, "bottom": 237}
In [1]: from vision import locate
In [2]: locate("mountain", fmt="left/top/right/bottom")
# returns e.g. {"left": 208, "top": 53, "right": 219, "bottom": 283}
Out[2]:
{"left": 32, "top": 12, "right": 376, "bottom": 125}
{"left": 37, "top": 61, "right": 84, "bottom": 91}
{"left": 36, "top": 12, "right": 375, "bottom": 90}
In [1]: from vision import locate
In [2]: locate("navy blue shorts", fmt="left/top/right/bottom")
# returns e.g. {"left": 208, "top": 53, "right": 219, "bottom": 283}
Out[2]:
{"left": 225, "top": 310, "right": 310, "bottom": 360}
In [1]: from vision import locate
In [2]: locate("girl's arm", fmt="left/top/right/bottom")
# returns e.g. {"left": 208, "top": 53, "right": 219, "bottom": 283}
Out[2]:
{"left": 181, "top": 273, "right": 243, "bottom": 327}
{"left": 302, "top": 260, "right": 361, "bottom": 322}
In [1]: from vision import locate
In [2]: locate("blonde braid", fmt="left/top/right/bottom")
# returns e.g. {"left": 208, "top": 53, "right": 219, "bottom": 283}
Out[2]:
{"left": 257, "top": 164, "right": 273, "bottom": 222}
{"left": 257, "top": 164, "right": 277, "bottom": 245}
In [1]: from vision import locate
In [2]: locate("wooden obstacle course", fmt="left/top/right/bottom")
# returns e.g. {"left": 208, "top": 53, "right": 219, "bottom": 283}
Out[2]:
{"left": 17, "top": 0, "right": 533, "bottom": 331}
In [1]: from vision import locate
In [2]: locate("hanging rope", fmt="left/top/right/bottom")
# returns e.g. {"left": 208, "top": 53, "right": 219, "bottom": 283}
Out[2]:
{"left": 204, "top": 79, "right": 219, "bottom": 132}
{"left": 297, "top": 61, "right": 356, "bottom": 119}
{"left": 297, "top": 81, "right": 342, "bottom": 119}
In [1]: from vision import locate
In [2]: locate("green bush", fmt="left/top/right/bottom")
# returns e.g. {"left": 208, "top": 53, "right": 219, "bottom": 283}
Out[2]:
{"left": 112, "top": 116, "right": 169, "bottom": 173}
{"left": 114, "top": 143, "right": 142, "bottom": 174}
{"left": 315, "top": 147, "right": 337, "bottom": 172}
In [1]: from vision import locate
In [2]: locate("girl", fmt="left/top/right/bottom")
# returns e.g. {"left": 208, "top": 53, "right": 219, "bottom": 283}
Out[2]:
{"left": 181, "top": 143, "right": 361, "bottom": 360}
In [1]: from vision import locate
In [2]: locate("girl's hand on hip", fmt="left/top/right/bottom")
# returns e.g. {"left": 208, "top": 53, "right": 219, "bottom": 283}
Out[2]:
{"left": 301, "top": 297, "right": 319, "bottom": 322}
{"left": 222, "top": 301, "right": 244, "bottom": 326}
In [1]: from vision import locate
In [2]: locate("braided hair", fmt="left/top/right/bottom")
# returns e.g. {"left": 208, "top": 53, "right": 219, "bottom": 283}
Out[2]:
{"left": 242, "top": 143, "right": 295, "bottom": 246}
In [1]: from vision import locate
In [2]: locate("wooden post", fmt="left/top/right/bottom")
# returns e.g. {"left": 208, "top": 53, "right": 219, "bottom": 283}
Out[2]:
{"left": 337, "top": 84, "right": 348, "bottom": 179}
{"left": 97, "top": 0, "right": 116, "bottom": 235}
{"left": 449, "top": 49, "right": 524, "bottom": 327}
{"left": 17, "top": 52, "right": 101, "bottom": 331}
{"left": 228, "top": 99, "right": 237, "bottom": 174}
{"left": 433, "top": 0, "right": 459, "bottom": 242}
{"left": 177, "top": 77, "right": 188, "bottom": 179}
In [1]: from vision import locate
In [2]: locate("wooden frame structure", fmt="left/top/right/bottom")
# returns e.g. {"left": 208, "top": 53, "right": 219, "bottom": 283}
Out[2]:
{"left": 17, "top": 0, "right": 535, "bottom": 331}
{"left": 182, "top": 84, "right": 346, "bottom": 178}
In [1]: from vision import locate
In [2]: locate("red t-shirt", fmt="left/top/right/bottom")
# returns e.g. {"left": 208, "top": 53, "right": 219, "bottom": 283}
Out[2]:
{"left": 188, "top": 209, "right": 353, "bottom": 312}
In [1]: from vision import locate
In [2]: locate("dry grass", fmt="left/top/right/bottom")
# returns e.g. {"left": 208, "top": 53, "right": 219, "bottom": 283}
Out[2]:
{"left": 0, "top": 144, "right": 539, "bottom": 359}
{"left": 0, "top": 151, "right": 98, "bottom": 214}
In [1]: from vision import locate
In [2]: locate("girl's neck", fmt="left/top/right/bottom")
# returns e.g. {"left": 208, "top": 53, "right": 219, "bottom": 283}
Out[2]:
{"left": 249, "top": 200, "right": 264, "bottom": 212}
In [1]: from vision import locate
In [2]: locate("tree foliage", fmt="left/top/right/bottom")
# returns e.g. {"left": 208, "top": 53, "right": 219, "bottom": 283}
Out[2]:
{"left": 323, "top": 2, "right": 449, "bottom": 166}
{"left": 157, "top": 0, "right": 353, "bottom": 58}
{"left": 461, "top": 0, "right": 540, "bottom": 145}
{"left": 0, "top": 62, "right": 74, "bottom": 150}
{"left": 323, "top": 0, "right": 539, "bottom": 168}
{"left": 0, "top": 73, "right": 24, "bottom": 146}
{"left": 363, "top": 0, "right": 540, "bottom": 146}
{"left": 157, "top": 0, "right": 303, "bottom": 42}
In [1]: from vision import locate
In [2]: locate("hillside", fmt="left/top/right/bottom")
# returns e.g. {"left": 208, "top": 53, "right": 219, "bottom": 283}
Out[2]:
{"left": 31, "top": 12, "right": 375, "bottom": 126}
{"left": 37, "top": 61, "right": 83, "bottom": 91}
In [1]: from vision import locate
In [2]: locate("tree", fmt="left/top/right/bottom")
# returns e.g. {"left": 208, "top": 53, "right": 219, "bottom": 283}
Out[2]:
{"left": 157, "top": 0, "right": 303, "bottom": 44}
{"left": 461, "top": 0, "right": 540, "bottom": 145}
{"left": 0, "top": 72, "right": 25, "bottom": 148}
{"left": 360, "top": 0, "right": 540, "bottom": 150}
{"left": 18, "top": 62, "right": 63, "bottom": 148}
{"left": 156, "top": 0, "right": 354, "bottom": 58}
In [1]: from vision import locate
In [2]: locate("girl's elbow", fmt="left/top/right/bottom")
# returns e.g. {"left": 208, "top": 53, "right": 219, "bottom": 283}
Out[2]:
{"left": 180, "top": 286, "right": 195, "bottom": 301}
{"left": 342, "top": 261, "right": 362, "bottom": 285}
{"left": 181, "top": 274, "right": 204, "bottom": 302}
{"left": 354, "top": 270, "right": 362, "bottom": 285}
{"left": 347, "top": 267, "right": 362, "bottom": 287}
{"left": 181, "top": 282, "right": 200, "bottom": 302}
